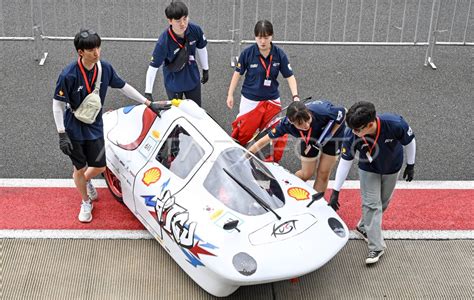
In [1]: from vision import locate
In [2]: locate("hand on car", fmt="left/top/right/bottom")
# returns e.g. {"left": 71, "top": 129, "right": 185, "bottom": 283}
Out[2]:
{"left": 328, "top": 190, "right": 340, "bottom": 211}
{"left": 149, "top": 101, "right": 172, "bottom": 115}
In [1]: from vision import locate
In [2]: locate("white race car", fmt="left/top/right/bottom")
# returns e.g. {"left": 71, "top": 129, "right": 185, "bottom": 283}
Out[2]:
{"left": 102, "top": 100, "right": 348, "bottom": 297}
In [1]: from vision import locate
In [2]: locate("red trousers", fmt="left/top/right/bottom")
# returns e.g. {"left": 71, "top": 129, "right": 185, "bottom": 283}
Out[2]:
{"left": 231, "top": 100, "right": 288, "bottom": 163}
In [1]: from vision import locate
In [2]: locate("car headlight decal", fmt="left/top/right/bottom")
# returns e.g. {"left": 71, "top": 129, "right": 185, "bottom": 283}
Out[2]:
{"left": 232, "top": 252, "right": 257, "bottom": 276}
{"left": 328, "top": 217, "right": 346, "bottom": 238}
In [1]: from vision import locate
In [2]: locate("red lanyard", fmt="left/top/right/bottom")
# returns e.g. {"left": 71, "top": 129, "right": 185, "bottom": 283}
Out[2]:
{"left": 77, "top": 57, "right": 97, "bottom": 94}
{"left": 168, "top": 28, "right": 185, "bottom": 48}
{"left": 299, "top": 127, "right": 313, "bottom": 146}
{"left": 259, "top": 55, "right": 273, "bottom": 79}
{"left": 361, "top": 117, "right": 381, "bottom": 156}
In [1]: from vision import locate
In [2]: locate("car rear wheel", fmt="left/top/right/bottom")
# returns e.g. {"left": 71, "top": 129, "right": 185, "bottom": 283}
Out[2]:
{"left": 104, "top": 167, "right": 123, "bottom": 203}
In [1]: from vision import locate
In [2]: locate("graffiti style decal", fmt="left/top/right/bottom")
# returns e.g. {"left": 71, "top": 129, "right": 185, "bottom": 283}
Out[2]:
{"left": 272, "top": 220, "right": 297, "bottom": 237}
{"left": 143, "top": 193, "right": 217, "bottom": 267}
{"left": 287, "top": 187, "right": 310, "bottom": 201}
{"left": 160, "top": 178, "right": 171, "bottom": 194}
{"left": 190, "top": 241, "right": 216, "bottom": 258}
{"left": 142, "top": 167, "right": 161, "bottom": 186}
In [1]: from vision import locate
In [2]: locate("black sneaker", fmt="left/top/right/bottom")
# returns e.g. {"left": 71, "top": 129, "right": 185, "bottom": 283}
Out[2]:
{"left": 355, "top": 226, "right": 368, "bottom": 242}
{"left": 365, "top": 250, "right": 384, "bottom": 264}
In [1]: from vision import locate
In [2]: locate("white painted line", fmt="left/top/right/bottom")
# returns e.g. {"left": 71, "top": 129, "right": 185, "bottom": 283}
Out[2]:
{"left": 1, "top": 178, "right": 473, "bottom": 189}
{"left": 0, "top": 229, "right": 153, "bottom": 239}
{"left": 0, "top": 178, "right": 108, "bottom": 188}
{"left": 1, "top": 229, "right": 472, "bottom": 240}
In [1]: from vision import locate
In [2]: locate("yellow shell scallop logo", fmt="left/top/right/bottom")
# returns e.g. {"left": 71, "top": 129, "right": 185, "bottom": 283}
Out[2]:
{"left": 142, "top": 167, "right": 161, "bottom": 186}
{"left": 287, "top": 187, "right": 310, "bottom": 201}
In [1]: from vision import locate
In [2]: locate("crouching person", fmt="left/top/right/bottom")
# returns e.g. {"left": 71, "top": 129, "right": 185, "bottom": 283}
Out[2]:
{"left": 248, "top": 100, "right": 346, "bottom": 194}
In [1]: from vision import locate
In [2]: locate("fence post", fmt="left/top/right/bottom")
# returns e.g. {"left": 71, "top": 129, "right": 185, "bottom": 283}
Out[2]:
{"left": 424, "top": 0, "right": 440, "bottom": 69}
{"left": 33, "top": 25, "right": 48, "bottom": 65}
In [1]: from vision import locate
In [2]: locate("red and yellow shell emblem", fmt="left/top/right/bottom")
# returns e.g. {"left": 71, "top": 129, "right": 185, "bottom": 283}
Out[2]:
{"left": 142, "top": 167, "right": 161, "bottom": 186}
{"left": 287, "top": 187, "right": 310, "bottom": 201}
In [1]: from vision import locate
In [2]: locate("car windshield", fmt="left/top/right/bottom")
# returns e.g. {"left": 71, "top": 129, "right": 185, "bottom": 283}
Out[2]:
{"left": 203, "top": 148, "right": 285, "bottom": 216}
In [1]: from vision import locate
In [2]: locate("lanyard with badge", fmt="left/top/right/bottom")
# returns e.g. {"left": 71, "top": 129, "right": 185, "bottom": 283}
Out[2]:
{"left": 259, "top": 55, "right": 273, "bottom": 87}
{"left": 77, "top": 57, "right": 98, "bottom": 94}
{"left": 299, "top": 127, "right": 313, "bottom": 155}
{"left": 361, "top": 117, "right": 381, "bottom": 163}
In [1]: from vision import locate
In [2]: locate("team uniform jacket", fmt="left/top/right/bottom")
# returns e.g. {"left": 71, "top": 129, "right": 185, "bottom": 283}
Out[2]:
{"left": 269, "top": 100, "right": 346, "bottom": 142}
{"left": 150, "top": 22, "right": 207, "bottom": 93}
{"left": 54, "top": 60, "right": 126, "bottom": 141}
{"left": 340, "top": 113, "right": 415, "bottom": 174}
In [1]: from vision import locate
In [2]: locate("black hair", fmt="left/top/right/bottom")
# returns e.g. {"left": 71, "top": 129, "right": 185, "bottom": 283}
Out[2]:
{"left": 74, "top": 29, "right": 101, "bottom": 51}
{"left": 286, "top": 101, "right": 311, "bottom": 124}
{"left": 165, "top": 1, "right": 188, "bottom": 20}
{"left": 346, "top": 101, "right": 377, "bottom": 129}
{"left": 254, "top": 20, "right": 273, "bottom": 37}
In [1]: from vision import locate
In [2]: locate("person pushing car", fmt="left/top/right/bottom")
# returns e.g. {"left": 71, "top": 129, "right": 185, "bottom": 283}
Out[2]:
{"left": 52, "top": 29, "right": 169, "bottom": 223}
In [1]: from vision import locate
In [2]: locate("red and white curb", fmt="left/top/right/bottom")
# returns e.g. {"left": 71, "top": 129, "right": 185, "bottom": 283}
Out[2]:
{"left": 1, "top": 179, "right": 473, "bottom": 240}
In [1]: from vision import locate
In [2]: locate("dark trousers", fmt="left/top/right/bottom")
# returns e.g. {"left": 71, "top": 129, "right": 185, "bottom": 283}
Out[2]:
{"left": 166, "top": 84, "right": 201, "bottom": 107}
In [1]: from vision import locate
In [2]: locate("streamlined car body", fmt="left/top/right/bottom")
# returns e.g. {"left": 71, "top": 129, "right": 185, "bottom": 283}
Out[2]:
{"left": 103, "top": 100, "right": 348, "bottom": 297}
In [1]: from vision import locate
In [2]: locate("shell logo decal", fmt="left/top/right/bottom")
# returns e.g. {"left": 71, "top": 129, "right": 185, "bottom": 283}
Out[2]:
{"left": 142, "top": 167, "right": 161, "bottom": 186}
{"left": 287, "top": 187, "right": 310, "bottom": 201}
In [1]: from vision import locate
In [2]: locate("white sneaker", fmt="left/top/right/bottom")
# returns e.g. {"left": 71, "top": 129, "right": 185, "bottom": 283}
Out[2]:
{"left": 78, "top": 200, "right": 93, "bottom": 223}
{"left": 87, "top": 180, "right": 98, "bottom": 201}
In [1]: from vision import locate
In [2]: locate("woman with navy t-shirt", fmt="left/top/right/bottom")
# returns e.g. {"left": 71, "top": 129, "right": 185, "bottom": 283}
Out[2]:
{"left": 226, "top": 20, "right": 299, "bottom": 163}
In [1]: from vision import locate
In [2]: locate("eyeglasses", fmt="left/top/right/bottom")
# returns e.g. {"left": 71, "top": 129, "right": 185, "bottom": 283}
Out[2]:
{"left": 352, "top": 124, "right": 368, "bottom": 133}
{"left": 80, "top": 30, "right": 96, "bottom": 38}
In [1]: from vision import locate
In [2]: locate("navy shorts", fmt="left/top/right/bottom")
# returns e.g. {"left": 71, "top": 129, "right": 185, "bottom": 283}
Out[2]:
{"left": 69, "top": 138, "right": 106, "bottom": 170}
{"left": 300, "top": 139, "right": 341, "bottom": 158}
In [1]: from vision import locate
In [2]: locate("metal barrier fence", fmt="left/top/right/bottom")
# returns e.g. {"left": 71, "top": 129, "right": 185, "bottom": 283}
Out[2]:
{"left": 0, "top": 0, "right": 472, "bottom": 69}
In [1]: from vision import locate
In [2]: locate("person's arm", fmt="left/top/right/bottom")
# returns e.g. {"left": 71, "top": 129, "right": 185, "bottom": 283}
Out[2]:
{"left": 328, "top": 158, "right": 353, "bottom": 211}
{"left": 119, "top": 83, "right": 149, "bottom": 105}
{"left": 403, "top": 138, "right": 416, "bottom": 181}
{"left": 53, "top": 99, "right": 73, "bottom": 155}
{"left": 286, "top": 75, "right": 299, "bottom": 101}
{"left": 333, "top": 158, "right": 353, "bottom": 192}
{"left": 196, "top": 47, "right": 209, "bottom": 84}
{"left": 247, "top": 134, "right": 271, "bottom": 154}
{"left": 226, "top": 71, "right": 241, "bottom": 109}
{"left": 52, "top": 99, "right": 66, "bottom": 133}
{"left": 145, "top": 65, "right": 159, "bottom": 95}
{"left": 196, "top": 47, "right": 209, "bottom": 70}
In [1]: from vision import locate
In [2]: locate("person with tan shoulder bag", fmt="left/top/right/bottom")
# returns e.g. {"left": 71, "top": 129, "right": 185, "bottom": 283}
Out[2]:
{"left": 52, "top": 29, "right": 171, "bottom": 223}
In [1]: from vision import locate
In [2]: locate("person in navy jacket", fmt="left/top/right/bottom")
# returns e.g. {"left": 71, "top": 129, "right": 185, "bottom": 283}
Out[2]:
{"left": 226, "top": 20, "right": 299, "bottom": 163}
{"left": 328, "top": 101, "right": 416, "bottom": 265}
{"left": 145, "top": 1, "right": 209, "bottom": 106}
{"left": 249, "top": 100, "right": 346, "bottom": 194}
{"left": 52, "top": 29, "right": 168, "bottom": 223}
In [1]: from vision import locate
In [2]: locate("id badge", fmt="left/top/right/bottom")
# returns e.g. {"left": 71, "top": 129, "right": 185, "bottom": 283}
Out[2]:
{"left": 304, "top": 144, "right": 311, "bottom": 155}
{"left": 366, "top": 152, "right": 373, "bottom": 163}
{"left": 264, "top": 79, "right": 272, "bottom": 87}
